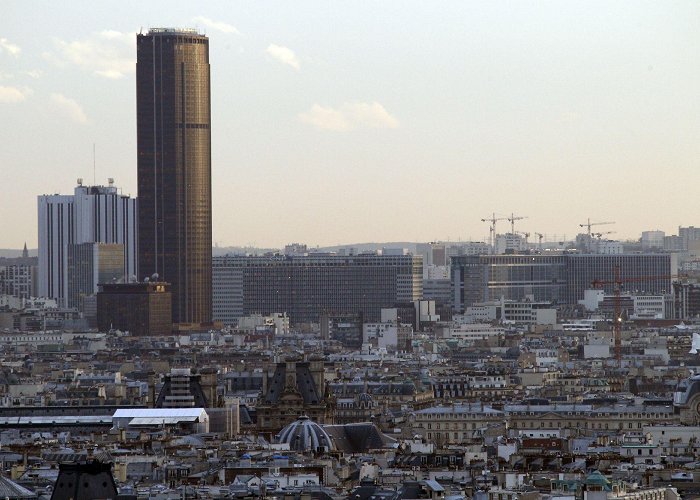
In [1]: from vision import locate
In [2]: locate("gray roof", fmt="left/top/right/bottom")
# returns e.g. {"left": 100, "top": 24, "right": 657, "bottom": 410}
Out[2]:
{"left": 276, "top": 416, "right": 334, "bottom": 452}
{"left": 503, "top": 404, "right": 674, "bottom": 415}
{"left": 0, "top": 476, "right": 36, "bottom": 499}
{"left": 113, "top": 408, "right": 207, "bottom": 418}
{"left": 0, "top": 416, "right": 112, "bottom": 427}
{"left": 415, "top": 404, "right": 503, "bottom": 416}
{"left": 262, "top": 363, "right": 322, "bottom": 405}
{"left": 323, "top": 423, "right": 395, "bottom": 453}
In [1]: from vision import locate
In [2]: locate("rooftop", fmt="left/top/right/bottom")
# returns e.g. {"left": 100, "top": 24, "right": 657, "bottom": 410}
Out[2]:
{"left": 112, "top": 408, "right": 206, "bottom": 419}
{"left": 148, "top": 28, "right": 202, "bottom": 36}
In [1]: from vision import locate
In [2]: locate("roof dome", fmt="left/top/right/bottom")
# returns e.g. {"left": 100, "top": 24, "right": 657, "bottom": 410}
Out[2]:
{"left": 276, "top": 416, "right": 335, "bottom": 452}
{"left": 584, "top": 471, "right": 611, "bottom": 490}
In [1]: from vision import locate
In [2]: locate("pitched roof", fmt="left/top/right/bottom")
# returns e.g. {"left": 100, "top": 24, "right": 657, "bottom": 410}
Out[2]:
{"left": 0, "top": 475, "right": 37, "bottom": 499}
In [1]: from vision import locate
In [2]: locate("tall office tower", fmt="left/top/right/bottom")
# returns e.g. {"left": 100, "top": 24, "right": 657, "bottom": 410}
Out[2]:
{"left": 38, "top": 182, "right": 137, "bottom": 306}
{"left": 136, "top": 28, "right": 212, "bottom": 324}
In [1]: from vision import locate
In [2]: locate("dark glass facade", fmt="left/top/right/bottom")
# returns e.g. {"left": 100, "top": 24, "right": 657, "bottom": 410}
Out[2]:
{"left": 451, "top": 253, "right": 672, "bottom": 311}
{"left": 136, "top": 28, "right": 212, "bottom": 324}
{"left": 451, "top": 254, "right": 568, "bottom": 309}
{"left": 212, "top": 254, "right": 424, "bottom": 324}
{"left": 66, "top": 242, "right": 124, "bottom": 310}
{"left": 96, "top": 282, "right": 172, "bottom": 336}
{"left": 566, "top": 254, "right": 671, "bottom": 303}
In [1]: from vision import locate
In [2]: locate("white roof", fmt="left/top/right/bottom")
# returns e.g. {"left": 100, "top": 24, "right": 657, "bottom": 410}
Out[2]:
{"left": 112, "top": 408, "right": 207, "bottom": 419}
{"left": 129, "top": 416, "right": 199, "bottom": 426}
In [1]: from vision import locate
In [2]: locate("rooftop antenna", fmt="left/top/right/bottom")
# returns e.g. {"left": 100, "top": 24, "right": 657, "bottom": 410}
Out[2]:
{"left": 93, "top": 143, "right": 96, "bottom": 186}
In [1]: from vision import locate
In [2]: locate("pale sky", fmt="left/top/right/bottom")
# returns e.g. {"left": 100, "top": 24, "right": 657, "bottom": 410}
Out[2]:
{"left": 1, "top": 1, "right": 699, "bottom": 249}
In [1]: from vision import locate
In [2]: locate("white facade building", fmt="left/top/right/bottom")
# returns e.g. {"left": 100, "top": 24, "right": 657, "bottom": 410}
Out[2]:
{"left": 447, "top": 324, "right": 505, "bottom": 342}
{"left": 447, "top": 241, "right": 491, "bottom": 257}
{"left": 591, "top": 239, "right": 623, "bottom": 254}
{"left": 495, "top": 233, "right": 526, "bottom": 255}
{"left": 38, "top": 182, "right": 137, "bottom": 306}
{"left": 464, "top": 297, "right": 556, "bottom": 325}
{"left": 363, "top": 323, "right": 398, "bottom": 349}
{"left": 632, "top": 295, "right": 667, "bottom": 319}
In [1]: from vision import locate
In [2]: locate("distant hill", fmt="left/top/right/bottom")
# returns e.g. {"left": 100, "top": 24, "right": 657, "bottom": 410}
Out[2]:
{"left": 212, "top": 246, "right": 279, "bottom": 256}
{"left": 213, "top": 242, "right": 422, "bottom": 256}
{"left": 3, "top": 241, "right": 486, "bottom": 259}
{"left": 316, "top": 242, "right": 420, "bottom": 253}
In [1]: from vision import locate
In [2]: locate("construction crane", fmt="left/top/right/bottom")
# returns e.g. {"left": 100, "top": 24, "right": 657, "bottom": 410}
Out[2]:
{"left": 507, "top": 213, "right": 528, "bottom": 235}
{"left": 591, "top": 270, "right": 683, "bottom": 365}
{"left": 592, "top": 231, "right": 616, "bottom": 239}
{"left": 515, "top": 231, "right": 531, "bottom": 246}
{"left": 580, "top": 218, "right": 615, "bottom": 238}
{"left": 481, "top": 213, "right": 508, "bottom": 254}
{"left": 535, "top": 232, "right": 544, "bottom": 251}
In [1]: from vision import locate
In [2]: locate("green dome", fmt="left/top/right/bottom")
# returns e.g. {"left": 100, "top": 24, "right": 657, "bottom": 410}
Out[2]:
{"left": 584, "top": 471, "right": 611, "bottom": 491}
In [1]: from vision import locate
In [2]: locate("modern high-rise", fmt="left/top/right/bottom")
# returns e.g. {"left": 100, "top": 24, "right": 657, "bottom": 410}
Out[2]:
{"left": 451, "top": 253, "right": 672, "bottom": 311}
{"left": 212, "top": 253, "right": 423, "bottom": 325}
{"left": 136, "top": 28, "right": 212, "bottom": 324}
{"left": 96, "top": 281, "right": 172, "bottom": 336}
{"left": 37, "top": 182, "right": 137, "bottom": 306}
{"left": 66, "top": 243, "right": 125, "bottom": 310}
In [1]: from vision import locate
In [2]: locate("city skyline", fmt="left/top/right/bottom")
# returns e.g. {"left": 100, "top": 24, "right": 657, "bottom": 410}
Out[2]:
{"left": 2, "top": 1, "right": 699, "bottom": 248}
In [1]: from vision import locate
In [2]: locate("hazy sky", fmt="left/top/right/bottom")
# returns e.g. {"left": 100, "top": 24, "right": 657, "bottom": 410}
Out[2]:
{"left": 1, "top": 1, "right": 699, "bottom": 249}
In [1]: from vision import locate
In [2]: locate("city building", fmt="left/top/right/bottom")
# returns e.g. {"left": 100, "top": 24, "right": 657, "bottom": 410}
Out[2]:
{"left": 463, "top": 296, "right": 557, "bottom": 325}
{"left": 136, "top": 28, "right": 212, "bottom": 325}
{"left": 451, "top": 254, "right": 567, "bottom": 310}
{"left": 452, "top": 253, "right": 672, "bottom": 311}
{"left": 641, "top": 230, "right": 665, "bottom": 250}
{"left": 416, "top": 242, "right": 447, "bottom": 267}
{"left": 411, "top": 404, "right": 504, "bottom": 445}
{"left": 154, "top": 367, "right": 218, "bottom": 408}
{"left": 66, "top": 243, "right": 124, "bottom": 310}
{"left": 590, "top": 239, "right": 624, "bottom": 254}
{"left": 319, "top": 312, "right": 364, "bottom": 346}
{"left": 579, "top": 289, "right": 673, "bottom": 319}
{"left": 495, "top": 233, "right": 527, "bottom": 254}
{"left": 566, "top": 254, "right": 672, "bottom": 304}
{"left": 212, "top": 253, "right": 423, "bottom": 324}
{"left": 256, "top": 356, "right": 333, "bottom": 434}
{"left": 448, "top": 241, "right": 491, "bottom": 256}
{"left": 283, "top": 243, "right": 308, "bottom": 256}
{"left": 0, "top": 247, "right": 37, "bottom": 299}
{"left": 96, "top": 281, "right": 172, "bottom": 336}
{"left": 37, "top": 181, "right": 137, "bottom": 307}
{"left": 673, "top": 282, "right": 700, "bottom": 320}
{"left": 679, "top": 226, "right": 700, "bottom": 250}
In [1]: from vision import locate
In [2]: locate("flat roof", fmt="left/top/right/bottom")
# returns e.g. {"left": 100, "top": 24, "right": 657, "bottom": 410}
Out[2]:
{"left": 0, "top": 416, "right": 112, "bottom": 426}
{"left": 415, "top": 405, "right": 503, "bottom": 415}
{"left": 148, "top": 28, "right": 202, "bottom": 36}
{"left": 113, "top": 408, "right": 206, "bottom": 419}
{"left": 129, "top": 416, "right": 199, "bottom": 426}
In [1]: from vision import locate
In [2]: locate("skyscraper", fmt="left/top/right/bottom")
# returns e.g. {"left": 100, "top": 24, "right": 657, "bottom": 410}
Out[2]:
{"left": 37, "top": 181, "right": 137, "bottom": 307}
{"left": 136, "top": 28, "right": 212, "bottom": 324}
